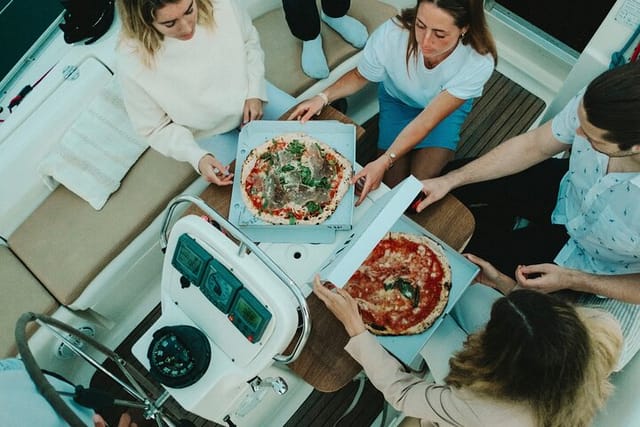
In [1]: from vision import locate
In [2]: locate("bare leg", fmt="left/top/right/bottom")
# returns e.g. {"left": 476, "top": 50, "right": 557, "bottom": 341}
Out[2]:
{"left": 380, "top": 150, "right": 411, "bottom": 188}
{"left": 410, "top": 147, "right": 454, "bottom": 180}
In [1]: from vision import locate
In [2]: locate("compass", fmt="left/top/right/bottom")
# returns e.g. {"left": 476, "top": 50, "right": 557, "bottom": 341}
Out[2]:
{"left": 147, "top": 325, "right": 211, "bottom": 389}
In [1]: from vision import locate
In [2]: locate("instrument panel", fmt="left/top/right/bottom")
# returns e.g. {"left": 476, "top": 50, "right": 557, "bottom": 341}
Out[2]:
{"left": 171, "top": 234, "right": 272, "bottom": 343}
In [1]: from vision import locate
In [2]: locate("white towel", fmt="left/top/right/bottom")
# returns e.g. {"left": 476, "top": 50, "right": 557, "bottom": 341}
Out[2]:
{"left": 39, "top": 78, "right": 147, "bottom": 210}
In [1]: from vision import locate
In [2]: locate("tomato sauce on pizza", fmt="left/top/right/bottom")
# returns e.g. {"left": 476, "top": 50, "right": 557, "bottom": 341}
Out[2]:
{"left": 345, "top": 232, "right": 451, "bottom": 335}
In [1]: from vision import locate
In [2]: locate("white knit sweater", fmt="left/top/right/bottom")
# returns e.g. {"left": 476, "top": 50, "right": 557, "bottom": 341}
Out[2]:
{"left": 116, "top": 0, "right": 267, "bottom": 171}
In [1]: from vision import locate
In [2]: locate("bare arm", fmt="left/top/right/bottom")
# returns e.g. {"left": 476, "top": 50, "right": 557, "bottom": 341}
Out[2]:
{"left": 516, "top": 264, "right": 640, "bottom": 304}
{"left": 352, "top": 91, "right": 465, "bottom": 205}
{"left": 417, "top": 120, "right": 570, "bottom": 211}
{"left": 287, "top": 68, "right": 370, "bottom": 122}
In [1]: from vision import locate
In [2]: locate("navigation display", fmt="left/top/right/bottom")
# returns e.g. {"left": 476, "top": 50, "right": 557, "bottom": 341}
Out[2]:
{"left": 201, "top": 258, "right": 242, "bottom": 313}
{"left": 172, "top": 234, "right": 211, "bottom": 285}
{"left": 229, "top": 288, "right": 272, "bottom": 342}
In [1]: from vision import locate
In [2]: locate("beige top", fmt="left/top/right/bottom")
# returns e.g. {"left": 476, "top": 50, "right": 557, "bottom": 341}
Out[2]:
{"left": 116, "top": 0, "right": 267, "bottom": 171}
{"left": 345, "top": 307, "right": 621, "bottom": 426}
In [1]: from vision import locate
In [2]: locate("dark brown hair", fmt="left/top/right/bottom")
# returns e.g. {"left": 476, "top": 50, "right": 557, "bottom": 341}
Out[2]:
{"left": 583, "top": 61, "right": 640, "bottom": 151}
{"left": 395, "top": 0, "right": 497, "bottom": 68}
{"left": 446, "top": 290, "right": 620, "bottom": 427}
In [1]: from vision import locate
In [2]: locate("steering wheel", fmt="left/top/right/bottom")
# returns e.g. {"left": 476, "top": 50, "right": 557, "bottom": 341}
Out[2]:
{"left": 15, "top": 312, "right": 186, "bottom": 427}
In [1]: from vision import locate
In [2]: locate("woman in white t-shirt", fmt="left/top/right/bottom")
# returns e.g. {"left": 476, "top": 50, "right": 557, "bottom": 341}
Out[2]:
{"left": 289, "top": 0, "right": 497, "bottom": 204}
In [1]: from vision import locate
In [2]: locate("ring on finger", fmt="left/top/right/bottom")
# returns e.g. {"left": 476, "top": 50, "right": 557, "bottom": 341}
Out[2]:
{"left": 213, "top": 167, "right": 220, "bottom": 175}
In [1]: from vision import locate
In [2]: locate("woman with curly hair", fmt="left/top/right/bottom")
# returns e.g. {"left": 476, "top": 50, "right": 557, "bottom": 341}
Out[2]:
{"left": 314, "top": 276, "right": 622, "bottom": 426}
{"left": 115, "top": 0, "right": 268, "bottom": 185}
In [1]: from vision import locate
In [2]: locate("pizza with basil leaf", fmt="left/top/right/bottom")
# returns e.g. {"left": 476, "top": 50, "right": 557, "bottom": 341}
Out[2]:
{"left": 345, "top": 232, "right": 451, "bottom": 335}
{"left": 240, "top": 133, "right": 352, "bottom": 225}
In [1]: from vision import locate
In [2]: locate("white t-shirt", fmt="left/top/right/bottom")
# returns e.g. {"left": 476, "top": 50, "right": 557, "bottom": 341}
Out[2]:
{"left": 357, "top": 19, "right": 494, "bottom": 109}
{"left": 116, "top": 0, "right": 267, "bottom": 171}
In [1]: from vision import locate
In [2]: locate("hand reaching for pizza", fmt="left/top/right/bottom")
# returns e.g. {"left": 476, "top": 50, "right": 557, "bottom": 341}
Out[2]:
{"left": 515, "top": 263, "right": 574, "bottom": 294}
{"left": 313, "top": 275, "right": 367, "bottom": 338}
{"left": 242, "top": 98, "right": 264, "bottom": 126}
{"left": 352, "top": 156, "right": 387, "bottom": 206}
{"left": 464, "top": 253, "right": 517, "bottom": 295}
{"left": 286, "top": 96, "right": 325, "bottom": 123}
{"left": 198, "top": 154, "right": 234, "bottom": 186}
{"left": 415, "top": 175, "right": 455, "bottom": 212}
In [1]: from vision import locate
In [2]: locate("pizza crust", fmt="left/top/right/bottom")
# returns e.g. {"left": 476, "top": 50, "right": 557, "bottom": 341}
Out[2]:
{"left": 240, "top": 133, "right": 352, "bottom": 225}
{"left": 345, "top": 232, "right": 451, "bottom": 336}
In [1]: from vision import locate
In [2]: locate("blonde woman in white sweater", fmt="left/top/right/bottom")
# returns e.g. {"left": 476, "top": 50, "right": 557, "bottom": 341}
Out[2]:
{"left": 116, "top": 0, "right": 267, "bottom": 184}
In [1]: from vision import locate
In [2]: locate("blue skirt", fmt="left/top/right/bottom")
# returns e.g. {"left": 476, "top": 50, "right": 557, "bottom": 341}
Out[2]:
{"left": 377, "top": 84, "right": 473, "bottom": 151}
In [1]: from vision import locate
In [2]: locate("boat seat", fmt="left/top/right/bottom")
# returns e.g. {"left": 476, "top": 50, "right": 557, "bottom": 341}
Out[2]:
{"left": 0, "top": 246, "right": 59, "bottom": 357}
{"left": 253, "top": 0, "right": 397, "bottom": 97}
{"left": 8, "top": 149, "right": 197, "bottom": 306}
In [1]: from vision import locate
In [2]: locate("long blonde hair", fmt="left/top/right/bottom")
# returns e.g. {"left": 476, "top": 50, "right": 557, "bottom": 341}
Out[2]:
{"left": 116, "top": 0, "right": 214, "bottom": 66}
{"left": 395, "top": 0, "right": 497, "bottom": 68}
{"left": 445, "top": 291, "right": 621, "bottom": 427}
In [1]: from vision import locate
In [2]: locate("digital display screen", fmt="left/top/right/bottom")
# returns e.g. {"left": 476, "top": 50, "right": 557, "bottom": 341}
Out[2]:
{"left": 172, "top": 234, "right": 212, "bottom": 285}
{"left": 235, "top": 296, "right": 261, "bottom": 330}
{"left": 176, "top": 245, "right": 203, "bottom": 276}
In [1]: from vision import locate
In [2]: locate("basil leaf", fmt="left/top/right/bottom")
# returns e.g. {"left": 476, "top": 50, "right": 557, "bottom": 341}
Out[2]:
{"left": 317, "top": 176, "right": 330, "bottom": 189}
{"left": 300, "top": 166, "right": 314, "bottom": 186}
{"left": 286, "top": 140, "right": 305, "bottom": 155}
{"left": 305, "top": 201, "right": 321, "bottom": 214}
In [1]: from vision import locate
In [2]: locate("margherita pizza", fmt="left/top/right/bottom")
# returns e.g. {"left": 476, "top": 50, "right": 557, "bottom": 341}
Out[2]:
{"left": 345, "top": 232, "right": 451, "bottom": 335}
{"left": 240, "top": 133, "right": 352, "bottom": 225}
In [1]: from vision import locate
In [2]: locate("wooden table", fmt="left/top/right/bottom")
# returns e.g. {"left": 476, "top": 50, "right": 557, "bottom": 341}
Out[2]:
{"left": 184, "top": 106, "right": 475, "bottom": 392}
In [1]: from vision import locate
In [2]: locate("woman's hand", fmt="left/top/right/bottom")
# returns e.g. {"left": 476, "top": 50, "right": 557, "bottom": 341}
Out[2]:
{"left": 198, "top": 154, "right": 234, "bottom": 185}
{"left": 242, "top": 98, "right": 264, "bottom": 126}
{"left": 464, "top": 253, "right": 517, "bottom": 295}
{"left": 312, "top": 275, "right": 366, "bottom": 337}
{"left": 287, "top": 95, "right": 326, "bottom": 123}
{"left": 351, "top": 156, "right": 388, "bottom": 206}
{"left": 515, "top": 263, "right": 574, "bottom": 294}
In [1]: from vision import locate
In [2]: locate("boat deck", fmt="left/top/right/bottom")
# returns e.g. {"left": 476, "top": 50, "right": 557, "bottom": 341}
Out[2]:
{"left": 91, "top": 71, "right": 545, "bottom": 427}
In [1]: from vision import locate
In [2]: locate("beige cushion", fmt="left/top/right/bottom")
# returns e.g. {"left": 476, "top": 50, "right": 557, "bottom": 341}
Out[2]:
{"left": 9, "top": 149, "right": 198, "bottom": 305}
{"left": 255, "top": 0, "right": 397, "bottom": 96}
{"left": 0, "top": 246, "right": 58, "bottom": 357}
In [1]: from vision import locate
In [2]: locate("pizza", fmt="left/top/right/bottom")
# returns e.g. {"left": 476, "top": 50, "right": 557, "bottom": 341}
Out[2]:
{"left": 240, "top": 132, "right": 352, "bottom": 225}
{"left": 345, "top": 232, "right": 451, "bottom": 335}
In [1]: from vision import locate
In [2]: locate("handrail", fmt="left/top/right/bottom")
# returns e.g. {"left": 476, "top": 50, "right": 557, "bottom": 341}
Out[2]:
{"left": 160, "top": 194, "right": 311, "bottom": 364}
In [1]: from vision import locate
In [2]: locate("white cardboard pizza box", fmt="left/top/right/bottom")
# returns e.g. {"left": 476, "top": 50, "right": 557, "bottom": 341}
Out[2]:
{"left": 229, "top": 120, "right": 356, "bottom": 243}
{"left": 318, "top": 175, "right": 480, "bottom": 368}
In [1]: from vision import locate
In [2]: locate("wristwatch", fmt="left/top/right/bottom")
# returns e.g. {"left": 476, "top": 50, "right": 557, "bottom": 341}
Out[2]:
{"left": 385, "top": 151, "right": 397, "bottom": 169}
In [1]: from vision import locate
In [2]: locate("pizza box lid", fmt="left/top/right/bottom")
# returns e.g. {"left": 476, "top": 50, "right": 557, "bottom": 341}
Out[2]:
{"left": 318, "top": 175, "right": 480, "bottom": 367}
{"left": 228, "top": 120, "right": 356, "bottom": 244}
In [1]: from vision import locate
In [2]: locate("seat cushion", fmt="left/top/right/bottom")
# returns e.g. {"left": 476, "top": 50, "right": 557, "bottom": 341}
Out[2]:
{"left": 255, "top": 0, "right": 397, "bottom": 97}
{"left": 9, "top": 149, "right": 198, "bottom": 305}
{"left": 0, "top": 246, "right": 59, "bottom": 357}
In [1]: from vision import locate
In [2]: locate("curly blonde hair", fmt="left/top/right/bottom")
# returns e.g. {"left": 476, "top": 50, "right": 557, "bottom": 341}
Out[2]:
{"left": 116, "top": 0, "right": 214, "bottom": 66}
{"left": 445, "top": 290, "right": 621, "bottom": 427}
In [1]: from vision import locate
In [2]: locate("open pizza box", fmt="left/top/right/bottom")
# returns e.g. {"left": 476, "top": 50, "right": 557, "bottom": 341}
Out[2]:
{"left": 228, "top": 120, "right": 356, "bottom": 243}
{"left": 317, "top": 176, "right": 480, "bottom": 368}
